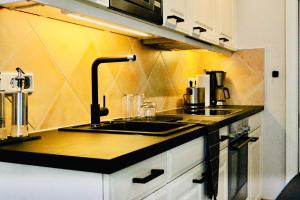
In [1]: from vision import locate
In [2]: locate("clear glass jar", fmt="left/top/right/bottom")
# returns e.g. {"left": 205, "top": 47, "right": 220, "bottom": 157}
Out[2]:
{"left": 141, "top": 101, "right": 156, "bottom": 119}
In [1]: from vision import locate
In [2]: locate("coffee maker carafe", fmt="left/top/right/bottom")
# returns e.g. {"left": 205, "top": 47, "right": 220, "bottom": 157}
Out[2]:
{"left": 206, "top": 71, "right": 230, "bottom": 106}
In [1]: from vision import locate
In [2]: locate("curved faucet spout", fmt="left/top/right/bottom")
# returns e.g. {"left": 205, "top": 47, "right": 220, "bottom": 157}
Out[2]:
{"left": 91, "top": 55, "right": 136, "bottom": 126}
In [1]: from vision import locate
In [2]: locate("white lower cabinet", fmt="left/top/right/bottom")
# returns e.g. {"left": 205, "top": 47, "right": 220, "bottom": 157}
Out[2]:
{"left": 103, "top": 137, "right": 205, "bottom": 200}
{"left": 248, "top": 127, "right": 262, "bottom": 200}
{"left": 168, "top": 163, "right": 206, "bottom": 200}
{"left": 218, "top": 148, "right": 228, "bottom": 200}
{"left": 144, "top": 163, "right": 206, "bottom": 200}
{"left": 167, "top": 137, "right": 204, "bottom": 181}
{"left": 103, "top": 153, "right": 168, "bottom": 200}
{"left": 0, "top": 162, "right": 103, "bottom": 200}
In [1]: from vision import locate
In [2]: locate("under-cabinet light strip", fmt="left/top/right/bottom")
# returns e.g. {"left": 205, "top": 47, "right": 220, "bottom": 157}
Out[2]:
{"left": 67, "top": 13, "right": 150, "bottom": 37}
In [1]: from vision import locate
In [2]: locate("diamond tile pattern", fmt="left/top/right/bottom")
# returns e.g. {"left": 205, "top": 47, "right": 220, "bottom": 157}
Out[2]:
{"left": 0, "top": 10, "right": 264, "bottom": 132}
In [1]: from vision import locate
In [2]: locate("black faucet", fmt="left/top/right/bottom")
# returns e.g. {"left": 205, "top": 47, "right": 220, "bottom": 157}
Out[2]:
{"left": 91, "top": 55, "right": 136, "bottom": 126}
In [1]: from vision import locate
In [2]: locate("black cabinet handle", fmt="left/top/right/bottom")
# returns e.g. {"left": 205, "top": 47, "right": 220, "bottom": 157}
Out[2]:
{"left": 132, "top": 169, "right": 164, "bottom": 184}
{"left": 219, "top": 37, "right": 229, "bottom": 42}
{"left": 249, "top": 137, "right": 259, "bottom": 143}
{"left": 219, "top": 135, "right": 229, "bottom": 142}
{"left": 193, "top": 177, "right": 205, "bottom": 184}
{"left": 167, "top": 15, "right": 185, "bottom": 23}
{"left": 193, "top": 26, "right": 207, "bottom": 33}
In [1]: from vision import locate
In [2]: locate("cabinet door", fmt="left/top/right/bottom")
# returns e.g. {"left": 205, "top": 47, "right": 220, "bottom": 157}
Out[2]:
{"left": 163, "top": 0, "right": 188, "bottom": 33}
{"left": 143, "top": 186, "right": 168, "bottom": 200}
{"left": 248, "top": 128, "right": 262, "bottom": 200}
{"left": 217, "top": 0, "right": 235, "bottom": 47}
{"left": 218, "top": 148, "right": 228, "bottom": 200}
{"left": 168, "top": 163, "right": 206, "bottom": 200}
{"left": 188, "top": 0, "right": 217, "bottom": 43}
{"left": 104, "top": 153, "right": 167, "bottom": 200}
{"left": 0, "top": 162, "right": 103, "bottom": 200}
{"left": 168, "top": 137, "right": 204, "bottom": 182}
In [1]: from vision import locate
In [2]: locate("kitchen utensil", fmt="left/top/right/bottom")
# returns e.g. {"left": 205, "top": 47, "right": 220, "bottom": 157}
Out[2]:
{"left": 183, "top": 87, "right": 205, "bottom": 107}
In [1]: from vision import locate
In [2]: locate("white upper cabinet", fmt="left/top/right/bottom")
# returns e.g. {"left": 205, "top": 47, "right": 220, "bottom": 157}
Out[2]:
{"left": 217, "top": 0, "right": 236, "bottom": 48}
{"left": 163, "top": 0, "right": 188, "bottom": 33}
{"left": 187, "top": 0, "right": 218, "bottom": 44}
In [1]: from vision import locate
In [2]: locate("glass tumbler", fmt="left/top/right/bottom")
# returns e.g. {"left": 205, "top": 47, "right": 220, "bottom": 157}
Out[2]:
{"left": 133, "top": 94, "right": 144, "bottom": 117}
{"left": 122, "top": 94, "right": 134, "bottom": 119}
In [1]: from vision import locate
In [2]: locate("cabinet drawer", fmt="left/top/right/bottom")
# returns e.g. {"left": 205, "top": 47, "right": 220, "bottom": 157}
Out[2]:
{"left": 168, "top": 163, "right": 206, "bottom": 200}
{"left": 219, "top": 126, "right": 229, "bottom": 151}
{"left": 104, "top": 153, "right": 167, "bottom": 200}
{"left": 143, "top": 186, "right": 168, "bottom": 200}
{"left": 219, "top": 148, "right": 228, "bottom": 168}
{"left": 218, "top": 148, "right": 228, "bottom": 200}
{"left": 248, "top": 113, "right": 262, "bottom": 132}
{"left": 167, "top": 137, "right": 204, "bottom": 181}
{"left": 249, "top": 127, "right": 261, "bottom": 138}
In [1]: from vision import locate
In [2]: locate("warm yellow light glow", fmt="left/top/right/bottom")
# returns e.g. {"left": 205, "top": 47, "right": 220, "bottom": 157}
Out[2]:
{"left": 67, "top": 13, "right": 150, "bottom": 37}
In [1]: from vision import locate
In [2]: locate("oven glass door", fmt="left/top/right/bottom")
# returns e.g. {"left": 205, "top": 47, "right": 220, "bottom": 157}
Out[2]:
{"left": 228, "top": 137, "right": 249, "bottom": 200}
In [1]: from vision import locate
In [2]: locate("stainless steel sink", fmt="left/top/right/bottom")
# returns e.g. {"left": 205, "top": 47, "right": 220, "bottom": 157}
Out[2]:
{"left": 59, "top": 121, "right": 197, "bottom": 136}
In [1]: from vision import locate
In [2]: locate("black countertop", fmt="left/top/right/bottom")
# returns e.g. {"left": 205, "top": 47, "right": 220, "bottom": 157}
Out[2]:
{"left": 0, "top": 105, "right": 263, "bottom": 174}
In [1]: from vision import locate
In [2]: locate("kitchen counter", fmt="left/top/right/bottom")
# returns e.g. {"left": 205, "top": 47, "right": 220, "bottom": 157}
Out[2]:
{"left": 0, "top": 105, "right": 263, "bottom": 174}
{"left": 159, "top": 105, "right": 264, "bottom": 130}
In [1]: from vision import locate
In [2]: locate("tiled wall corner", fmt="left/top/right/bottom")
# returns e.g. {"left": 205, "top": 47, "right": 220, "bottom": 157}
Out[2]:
{"left": 0, "top": 9, "right": 264, "bottom": 132}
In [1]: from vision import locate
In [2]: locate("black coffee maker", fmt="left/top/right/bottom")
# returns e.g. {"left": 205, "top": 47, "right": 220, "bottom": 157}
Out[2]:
{"left": 206, "top": 71, "right": 230, "bottom": 106}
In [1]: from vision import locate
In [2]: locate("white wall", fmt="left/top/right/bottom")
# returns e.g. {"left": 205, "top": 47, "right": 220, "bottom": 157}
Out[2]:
{"left": 237, "top": 0, "right": 286, "bottom": 199}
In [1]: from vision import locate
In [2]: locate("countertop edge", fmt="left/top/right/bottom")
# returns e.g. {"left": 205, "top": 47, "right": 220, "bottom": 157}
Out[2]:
{"left": 0, "top": 106, "right": 264, "bottom": 174}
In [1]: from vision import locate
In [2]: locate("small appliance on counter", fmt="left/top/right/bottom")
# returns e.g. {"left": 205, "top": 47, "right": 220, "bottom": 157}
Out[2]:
{"left": 206, "top": 71, "right": 230, "bottom": 106}
{"left": 10, "top": 68, "right": 29, "bottom": 138}
{"left": 197, "top": 74, "right": 210, "bottom": 107}
{"left": 183, "top": 80, "right": 205, "bottom": 112}
{"left": 0, "top": 68, "right": 40, "bottom": 146}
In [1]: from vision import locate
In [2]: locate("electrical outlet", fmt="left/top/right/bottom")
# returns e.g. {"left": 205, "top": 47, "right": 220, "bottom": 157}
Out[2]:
{"left": 0, "top": 72, "right": 34, "bottom": 94}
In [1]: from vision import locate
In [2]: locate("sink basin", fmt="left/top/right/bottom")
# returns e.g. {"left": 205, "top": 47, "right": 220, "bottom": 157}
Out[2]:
{"left": 59, "top": 121, "right": 197, "bottom": 136}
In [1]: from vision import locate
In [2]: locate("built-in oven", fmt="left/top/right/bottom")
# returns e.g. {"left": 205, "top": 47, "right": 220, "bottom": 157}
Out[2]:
{"left": 228, "top": 120, "right": 251, "bottom": 200}
{"left": 109, "top": 0, "right": 163, "bottom": 25}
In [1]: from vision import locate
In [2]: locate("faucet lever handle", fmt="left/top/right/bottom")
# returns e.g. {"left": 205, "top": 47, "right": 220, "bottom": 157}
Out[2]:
{"left": 103, "top": 95, "right": 106, "bottom": 107}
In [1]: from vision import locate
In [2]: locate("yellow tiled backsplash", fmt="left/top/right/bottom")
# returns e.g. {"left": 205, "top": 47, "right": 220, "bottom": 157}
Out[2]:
{"left": 0, "top": 9, "right": 264, "bottom": 132}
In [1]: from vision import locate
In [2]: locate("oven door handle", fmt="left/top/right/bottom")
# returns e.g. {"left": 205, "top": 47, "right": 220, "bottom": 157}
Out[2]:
{"left": 230, "top": 137, "right": 252, "bottom": 150}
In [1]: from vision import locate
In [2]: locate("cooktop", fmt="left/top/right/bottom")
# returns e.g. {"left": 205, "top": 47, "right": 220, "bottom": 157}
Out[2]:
{"left": 159, "top": 108, "right": 242, "bottom": 116}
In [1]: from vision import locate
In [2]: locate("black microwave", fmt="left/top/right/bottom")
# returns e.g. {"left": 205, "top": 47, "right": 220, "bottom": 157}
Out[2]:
{"left": 109, "top": 0, "right": 163, "bottom": 25}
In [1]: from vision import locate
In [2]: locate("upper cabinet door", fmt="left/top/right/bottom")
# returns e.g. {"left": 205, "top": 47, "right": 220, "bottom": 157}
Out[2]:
{"left": 217, "top": 0, "right": 236, "bottom": 48}
{"left": 163, "top": 0, "right": 188, "bottom": 33}
{"left": 188, "top": 0, "right": 217, "bottom": 43}
{"left": 218, "top": 0, "right": 233, "bottom": 38}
